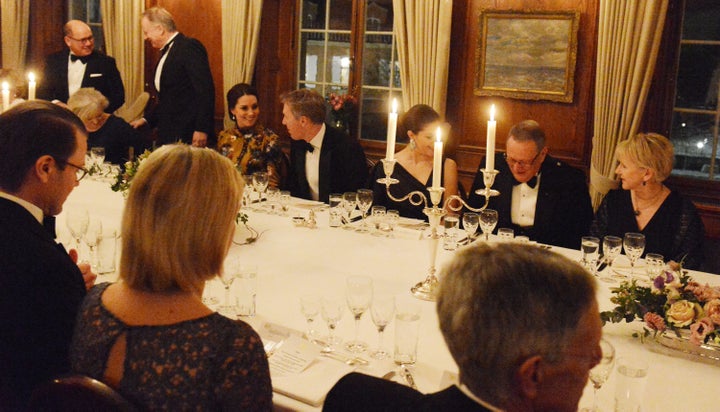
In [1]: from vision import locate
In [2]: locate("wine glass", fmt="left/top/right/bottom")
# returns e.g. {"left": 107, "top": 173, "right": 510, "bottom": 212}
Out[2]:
{"left": 66, "top": 209, "right": 89, "bottom": 251}
{"left": 602, "top": 235, "right": 622, "bottom": 283}
{"left": 342, "top": 192, "right": 357, "bottom": 230}
{"left": 252, "top": 171, "right": 269, "bottom": 203}
{"left": 321, "top": 296, "right": 344, "bottom": 352}
{"left": 580, "top": 236, "right": 600, "bottom": 276}
{"left": 242, "top": 174, "right": 254, "bottom": 208}
{"left": 355, "top": 189, "right": 373, "bottom": 233}
{"left": 83, "top": 217, "right": 103, "bottom": 271}
{"left": 300, "top": 294, "right": 321, "bottom": 343}
{"left": 266, "top": 186, "right": 279, "bottom": 214}
{"left": 443, "top": 214, "right": 460, "bottom": 251}
{"left": 90, "top": 146, "right": 105, "bottom": 168}
{"left": 218, "top": 261, "right": 239, "bottom": 316}
{"left": 479, "top": 209, "right": 498, "bottom": 241}
{"left": 623, "top": 232, "right": 646, "bottom": 277}
{"left": 345, "top": 275, "right": 373, "bottom": 353}
{"left": 584, "top": 338, "right": 616, "bottom": 412}
{"left": 370, "top": 294, "right": 395, "bottom": 359}
{"left": 462, "top": 212, "right": 479, "bottom": 241}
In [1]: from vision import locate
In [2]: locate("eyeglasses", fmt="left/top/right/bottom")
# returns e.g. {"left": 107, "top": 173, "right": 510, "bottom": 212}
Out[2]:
{"left": 67, "top": 35, "right": 94, "bottom": 44}
{"left": 57, "top": 160, "right": 89, "bottom": 181}
{"left": 504, "top": 151, "right": 541, "bottom": 168}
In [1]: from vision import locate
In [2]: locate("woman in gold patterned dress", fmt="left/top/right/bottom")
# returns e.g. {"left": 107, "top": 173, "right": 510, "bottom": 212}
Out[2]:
{"left": 217, "top": 83, "right": 287, "bottom": 188}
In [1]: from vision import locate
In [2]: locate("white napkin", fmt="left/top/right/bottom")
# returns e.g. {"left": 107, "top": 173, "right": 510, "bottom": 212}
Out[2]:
{"left": 272, "top": 357, "right": 354, "bottom": 406}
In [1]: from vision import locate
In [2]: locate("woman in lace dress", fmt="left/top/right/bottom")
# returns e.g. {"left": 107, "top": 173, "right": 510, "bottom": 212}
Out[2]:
{"left": 590, "top": 133, "right": 705, "bottom": 269}
{"left": 70, "top": 145, "right": 272, "bottom": 410}
{"left": 217, "top": 83, "right": 287, "bottom": 188}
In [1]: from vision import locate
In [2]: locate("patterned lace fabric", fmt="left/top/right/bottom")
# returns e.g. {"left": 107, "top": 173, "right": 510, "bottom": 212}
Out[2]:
{"left": 70, "top": 283, "right": 272, "bottom": 411}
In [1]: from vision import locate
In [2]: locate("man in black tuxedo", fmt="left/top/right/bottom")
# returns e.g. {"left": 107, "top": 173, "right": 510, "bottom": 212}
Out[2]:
{"left": 282, "top": 89, "right": 367, "bottom": 203}
{"left": 38, "top": 20, "right": 125, "bottom": 113}
{"left": 131, "top": 7, "right": 215, "bottom": 147}
{"left": 324, "top": 243, "right": 602, "bottom": 412}
{"left": 467, "top": 120, "right": 593, "bottom": 249}
{"left": 0, "top": 101, "right": 96, "bottom": 409}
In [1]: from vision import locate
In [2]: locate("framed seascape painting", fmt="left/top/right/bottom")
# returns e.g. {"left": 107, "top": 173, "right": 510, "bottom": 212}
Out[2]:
{"left": 474, "top": 10, "right": 580, "bottom": 103}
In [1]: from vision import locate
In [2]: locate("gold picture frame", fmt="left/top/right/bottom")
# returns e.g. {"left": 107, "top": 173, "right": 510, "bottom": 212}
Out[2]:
{"left": 474, "top": 10, "right": 580, "bottom": 103}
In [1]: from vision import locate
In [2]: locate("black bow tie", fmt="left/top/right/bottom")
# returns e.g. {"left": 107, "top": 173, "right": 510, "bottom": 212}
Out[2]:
{"left": 43, "top": 215, "right": 57, "bottom": 239}
{"left": 513, "top": 175, "right": 538, "bottom": 189}
{"left": 70, "top": 54, "right": 89, "bottom": 64}
{"left": 303, "top": 141, "right": 315, "bottom": 153}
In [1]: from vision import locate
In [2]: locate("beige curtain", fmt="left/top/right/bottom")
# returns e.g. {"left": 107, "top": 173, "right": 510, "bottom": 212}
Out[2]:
{"left": 221, "top": 0, "right": 264, "bottom": 129}
{"left": 590, "top": 0, "right": 669, "bottom": 208}
{"left": 392, "top": 0, "right": 452, "bottom": 115}
{"left": 1, "top": 0, "right": 30, "bottom": 72}
{"left": 100, "top": 0, "right": 144, "bottom": 115}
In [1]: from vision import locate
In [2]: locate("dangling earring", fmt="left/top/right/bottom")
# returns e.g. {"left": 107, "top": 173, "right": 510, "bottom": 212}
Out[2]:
{"left": 409, "top": 139, "right": 416, "bottom": 150}
{"left": 642, "top": 180, "right": 647, "bottom": 186}
{"left": 229, "top": 113, "right": 236, "bottom": 121}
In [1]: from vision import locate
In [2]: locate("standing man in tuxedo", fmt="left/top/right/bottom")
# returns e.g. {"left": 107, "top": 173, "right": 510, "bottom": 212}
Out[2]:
{"left": 131, "top": 7, "right": 215, "bottom": 147}
{"left": 38, "top": 20, "right": 125, "bottom": 113}
{"left": 282, "top": 89, "right": 367, "bottom": 203}
{"left": 324, "top": 243, "right": 602, "bottom": 411}
{"left": 467, "top": 120, "right": 593, "bottom": 249}
{"left": 0, "top": 101, "right": 96, "bottom": 409}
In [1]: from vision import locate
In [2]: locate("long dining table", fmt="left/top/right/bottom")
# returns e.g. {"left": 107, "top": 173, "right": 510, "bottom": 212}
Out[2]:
{"left": 59, "top": 178, "right": 720, "bottom": 411}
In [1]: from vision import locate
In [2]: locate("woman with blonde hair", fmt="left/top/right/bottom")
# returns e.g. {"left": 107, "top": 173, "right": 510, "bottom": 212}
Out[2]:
{"left": 69, "top": 145, "right": 272, "bottom": 410}
{"left": 591, "top": 133, "right": 705, "bottom": 269}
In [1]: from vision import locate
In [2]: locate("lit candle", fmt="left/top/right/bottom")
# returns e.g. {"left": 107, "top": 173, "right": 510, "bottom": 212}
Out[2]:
{"left": 1, "top": 82, "right": 10, "bottom": 113}
{"left": 27, "top": 72, "right": 36, "bottom": 100}
{"left": 385, "top": 99, "right": 398, "bottom": 160}
{"left": 432, "top": 126, "right": 443, "bottom": 188}
{"left": 486, "top": 104, "right": 496, "bottom": 171}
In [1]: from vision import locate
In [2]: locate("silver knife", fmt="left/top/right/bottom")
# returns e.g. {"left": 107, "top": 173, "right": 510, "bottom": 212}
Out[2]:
{"left": 399, "top": 364, "right": 417, "bottom": 389}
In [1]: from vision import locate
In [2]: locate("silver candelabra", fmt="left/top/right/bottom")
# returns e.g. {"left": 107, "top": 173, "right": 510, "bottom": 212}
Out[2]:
{"left": 378, "top": 159, "right": 500, "bottom": 301}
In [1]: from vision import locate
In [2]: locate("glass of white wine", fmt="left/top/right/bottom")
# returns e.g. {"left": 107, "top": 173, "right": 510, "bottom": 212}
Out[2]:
{"left": 581, "top": 338, "right": 615, "bottom": 412}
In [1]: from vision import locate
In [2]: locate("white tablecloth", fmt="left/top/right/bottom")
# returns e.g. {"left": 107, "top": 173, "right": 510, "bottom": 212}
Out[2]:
{"left": 60, "top": 179, "right": 720, "bottom": 412}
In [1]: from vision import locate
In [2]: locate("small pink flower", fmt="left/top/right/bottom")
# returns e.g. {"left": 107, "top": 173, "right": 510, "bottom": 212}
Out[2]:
{"left": 689, "top": 317, "right": 715, "bottom": 346}
{"left": 686, "top": 282, "right": 720, "bottom": 302}
{"left": 704, "top": 299, "right": 720, "bottom": 326}
{"left": 643, "top": 312, "right": 666, "bottom": 332}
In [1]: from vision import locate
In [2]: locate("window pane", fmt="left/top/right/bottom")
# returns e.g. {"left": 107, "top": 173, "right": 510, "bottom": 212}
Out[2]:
{"left": 302, "top": 0, "right": 325, "bottom": 29}
{"left": 88, "top": 1, "right": 101, "bottom": 23}
{"left": 299, "top": 32, "right": 326, "bottom": 84}
{"left": 329, "top": 0, "right": 352, "bottom": 30}
{"left": 68, "top": 0, "right": 87, "bottom": 21}
{"left": 362, "top": 34, "right": 393, "bottom": 87}
{"left": 325, "top": 33, "right": 351, "bottom": 87}
{"left": 674, "top": 44, "right": 720, "bottom": 110}
{"left": 360, "top": 88, "right": 390, "bottom": 141}
{"left": 683, "top": 0, "right": 720, "bottom": 41}
{"left": 366, "top": 0, "right": 393, "bottom": 32}
{"left": 670, "top": 111, "right": 719, "bottom": 179}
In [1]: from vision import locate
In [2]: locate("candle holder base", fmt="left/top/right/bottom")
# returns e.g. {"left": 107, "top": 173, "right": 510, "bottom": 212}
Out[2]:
{"left": 474, "top": 188, "right": 499, "bottom": 198}
{"left": 376, "top": 176, "right": 399, "bottom": 185}
{"left": 411, "top": 276, "right": 439, "bottom": 301}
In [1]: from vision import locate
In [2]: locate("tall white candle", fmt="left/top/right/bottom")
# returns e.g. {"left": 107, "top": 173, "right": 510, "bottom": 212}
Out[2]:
{"left": 432, "top": 127, "right": 443, "bottom": 188}
{"left": 486, "top": 104, "right": 497, "bottom": 170}
{"left": 385, "top": 99, "right": 398, "bottom": 160}
{"left": 27, "top": 72, "right": 36, "bottom": 100}
{"left": 1, "top": 82, "right": 10, "bottom": 113}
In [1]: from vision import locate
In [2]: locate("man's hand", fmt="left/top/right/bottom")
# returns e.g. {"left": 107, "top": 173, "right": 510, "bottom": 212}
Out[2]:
{"left": 192, "top": 131, "right": 208, "bottom": 147}
{"left": 130, "top": 118, "right": 147, "bottom": 129}
{"left": 69, "top": 248, "right": 97, "bottom": 291}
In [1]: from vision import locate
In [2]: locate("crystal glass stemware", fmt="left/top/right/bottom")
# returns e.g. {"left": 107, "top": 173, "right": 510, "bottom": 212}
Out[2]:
{"left": 623, "top": 232, "right": 646, "bottom": 276}
{"left": 218, "top": 261, "right": 239, "bottom": 316}
{"left": 462, "top": 212, "right": 479, "bottom": 241}
{"left": 321, "top": 296, "right": 345, "bottom": 352}
{"left": 66, "top": 209, "right": 89, "bottom": 251}
{"left": 355, "top": 189, "right": 373, "bottom": 233}
{"left": 342, "top": 192, "right": 357, "bottom": 230}
{"left": 370, "top": 295, "right": 395, "bottom": 359}
{"left": 300, "top": 294, "right": 321, "bottom": 343}
{"left": 90, "top": 146, "right": 105, "bottom": 168}
{"left": 83, "top": 217, "right": 103, "bottom": 271}
{"left": 252, "top": 171, "right": 269, "bottom": 203}
{"left": 602, "top": 235, "right": 622, "bottom": 283}
{"left": 584, "top": 338, "right": 615, "bottom": 412}
{"left": 345, "top": 275, "right": 373, "bottom": 353}
{"left": 479, "top": 209, "right": 498, "bottom": 241}
{"left": 581, "top": 236, "right": 600, "bottom": 276}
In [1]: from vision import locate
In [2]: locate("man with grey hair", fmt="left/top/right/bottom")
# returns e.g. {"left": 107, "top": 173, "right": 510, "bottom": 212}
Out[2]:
{"left": 282, "top": 88, "right": 367, "bottom": 203}
{"left": 467, "top": 120, "right": 593, "bottom": 249}
{"left": 131, "top": 6, "right": 215, "bottom": 147}
{"left": 323, "top": 243, "right": 601, "bottom": 411}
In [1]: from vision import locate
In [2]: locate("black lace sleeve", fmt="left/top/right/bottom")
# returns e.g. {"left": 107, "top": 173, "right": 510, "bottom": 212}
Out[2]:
{"left": 589, "top": 196, "right": 610, "bottom": 240}
{"left": 669, "top": 197, "right": 705, "bottom": 270}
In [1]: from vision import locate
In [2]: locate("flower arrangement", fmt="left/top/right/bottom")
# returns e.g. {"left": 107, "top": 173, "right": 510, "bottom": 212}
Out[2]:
{"left": 326, "top": 91, "right": 357, "bottom": 130}
{"left": 601, "top": 265, "right": 720, "bottom": 346}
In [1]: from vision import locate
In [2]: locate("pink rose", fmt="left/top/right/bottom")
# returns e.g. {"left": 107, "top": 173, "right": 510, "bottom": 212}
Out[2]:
{"left": 666, "top": 300, "right": 700, "bottom": 328}
{"left": 643, "top": 312, "right": 666, "bottom": 332}
{"left": 704, "top": 299, "right": 720, "bottom": 326}
{"left": 689, "top": 317, "right": 715, "bottom": 346}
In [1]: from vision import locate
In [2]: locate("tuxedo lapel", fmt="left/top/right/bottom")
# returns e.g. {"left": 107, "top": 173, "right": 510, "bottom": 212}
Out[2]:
{"left": 318, "top": 133, "right": 335, "bottom": 202}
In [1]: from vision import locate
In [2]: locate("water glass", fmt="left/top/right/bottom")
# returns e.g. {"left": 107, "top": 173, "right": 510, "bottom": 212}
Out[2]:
{"left": 497, "top": 227, "right": 514, "bottom": 242}
{"left": 462, "top": 212, "right": 479, "bottom": 241}
{"left": 645, "top": 253, "right": 665, "bottom": 281}
{"left": 614, "top": 357, "right": 649, "bottom": 412}
{"left": 371, "top": 206, "right": 387, "bottom": 236}
{"left": 443, "top": 214, "right": 460, "bottom": 251}
{"left": 97, "top": 229, "right": 117, "bottom": 274}
{"left": 385, "top": 210, "right": 400, "bottom": 237}
{"left": 581, "top": 236, "right": 600, "bottom": 276}
{"left": 515, "top": 235, "right": 530, "bottom": 243}
{"left": 394, "top": 297, "right": 421, "bottom": 365}
{"left": 236, "top": 265, "right": 258, "bottom": 317}
{"left": 329, "top": 193, "right": 343, "bottom": 227}
{"left": 279, "top": 190, "right": 291, "bottom": 215}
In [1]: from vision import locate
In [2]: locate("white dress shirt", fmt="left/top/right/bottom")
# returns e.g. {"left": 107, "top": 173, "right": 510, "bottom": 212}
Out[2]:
{"left": 67, "top": 54, "right": 86, "bottom": 98}
{"left": 154, "top": 32, "right": 179, "bottom": 92}
{"left": 458, "top": 383, "right": 505, "bottom": 412}
{"left": 305, "top": 124, "right": 326, "bottom": 201}
{"left": 510, "top": 173, "right": 541, "bottom": 227}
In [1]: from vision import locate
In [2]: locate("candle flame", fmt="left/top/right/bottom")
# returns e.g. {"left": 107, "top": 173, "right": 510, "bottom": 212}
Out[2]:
{"left": 391, "top": 98, "right": 398, "bottom": 114}
{"left": 490, "top": 104, "right": 496, "bottom": 122}
{"left": 28, "top": 72, "right": 35, "bottom": 82}
{"left": 1, "top": 82, "right": 8, "bottom": 91}
{"left": 436, "top": 126, "right": 442, "bottom": 142}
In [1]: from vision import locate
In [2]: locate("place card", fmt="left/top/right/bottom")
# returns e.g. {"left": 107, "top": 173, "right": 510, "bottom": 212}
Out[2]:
{"left": 268, "top": 335, "right": 321, "bottom": 378}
